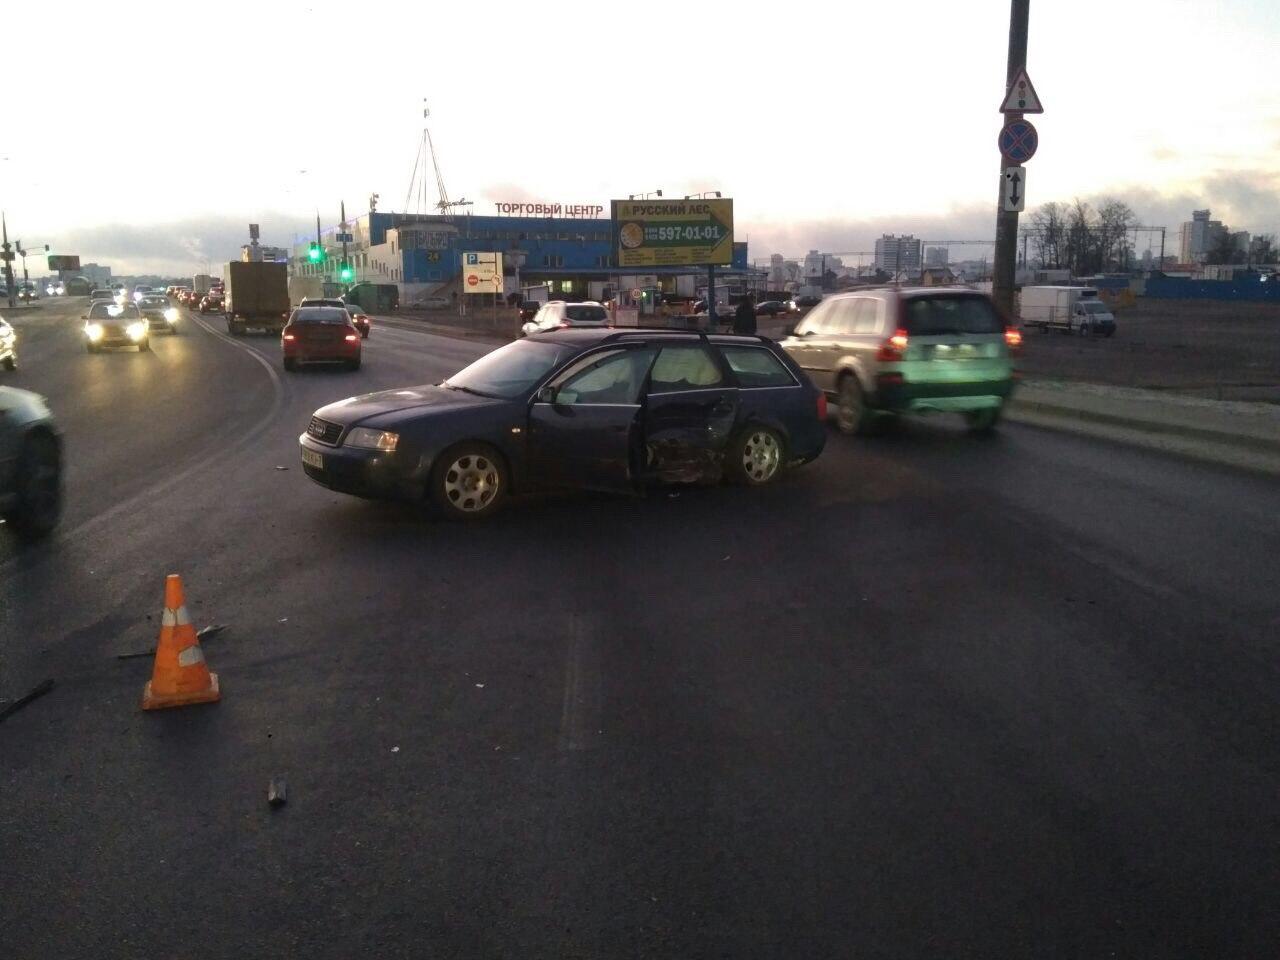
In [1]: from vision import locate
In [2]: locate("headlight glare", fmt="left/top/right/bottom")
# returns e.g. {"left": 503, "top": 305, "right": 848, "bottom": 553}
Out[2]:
{"left": 344, "top": 427, "right": 399, "bottom": 453}
{"left": 127, "top": 321, "right": 147, "bottom": 341}
{"left": 86, "top": 323, "right": 104, "bottom": 341}
{"left": 164, "top": 308, "right": 179, "bottom": 322}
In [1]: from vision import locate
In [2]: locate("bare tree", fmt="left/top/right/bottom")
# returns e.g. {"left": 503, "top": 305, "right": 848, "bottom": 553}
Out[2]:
{"left": 1209, "top": 228, "right": 1243, "bottom": 265}
{"left": 1096, "top": 199, "right": 1137, "bottom": 270}
{"left": 1028, "top": 202, "right": 1065, "bottom": 268}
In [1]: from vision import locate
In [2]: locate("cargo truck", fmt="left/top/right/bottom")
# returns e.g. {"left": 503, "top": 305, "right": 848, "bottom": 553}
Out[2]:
{"left": 192, "top": 274, "right": 214, "bottom": 296}
{"left": 224, "top": 261, "right": 290, "bottom": 336}
{"left": 1019, "top": 285, "right": 1116, "bottom": 337}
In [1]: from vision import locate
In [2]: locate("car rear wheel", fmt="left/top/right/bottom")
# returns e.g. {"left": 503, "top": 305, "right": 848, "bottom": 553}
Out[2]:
{"left": 283, "top": 357, "right": 298, "bottom": 372}
{"left": 3, "top": 354, "right": 16, "bottom": 371}
{"left": 3, "top": 433, "right": 61, "bottom": 541}
{"left": 835, "top": 375, "right": 870, "bottom": 435}
{"left": 347, "top": 356, "right": 361, "bottom": 371}
{"left": 431, "top": 444, "right": 507, "bottom": 520}
{"left": 138, "top": 339, "right": 151, "bottom": 352}
{"left": 965, "top": 407, "right": 1001, "bottom": 434}
{"left": 727, "top": 426, "right": 784, "bottom": 486}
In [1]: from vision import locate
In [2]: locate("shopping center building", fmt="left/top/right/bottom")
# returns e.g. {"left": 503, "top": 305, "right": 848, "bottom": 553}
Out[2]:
{"left": 290, "top": 208, "right": 757, "bottom": 305}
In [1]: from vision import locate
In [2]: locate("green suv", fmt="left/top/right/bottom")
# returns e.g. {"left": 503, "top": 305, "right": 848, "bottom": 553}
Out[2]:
{"left": 780, "top": 287, "right": 1020, "bottom": 434}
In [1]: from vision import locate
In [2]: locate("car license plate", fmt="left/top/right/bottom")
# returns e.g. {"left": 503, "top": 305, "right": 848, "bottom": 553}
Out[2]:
{"left": 301, "top": 448, "right": 324, "bottom": 470}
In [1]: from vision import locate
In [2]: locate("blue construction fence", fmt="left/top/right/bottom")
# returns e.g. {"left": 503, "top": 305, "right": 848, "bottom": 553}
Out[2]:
{"left": 1144, "top": 274, "right": 1280, "bottom": 302}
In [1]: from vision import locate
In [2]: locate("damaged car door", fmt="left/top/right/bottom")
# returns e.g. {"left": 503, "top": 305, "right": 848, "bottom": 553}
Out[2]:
{"left": 641, "top": 342, "right": 739, "bottom": 483}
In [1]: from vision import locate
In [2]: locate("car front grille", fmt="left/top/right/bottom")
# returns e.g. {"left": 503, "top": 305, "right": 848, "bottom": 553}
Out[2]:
{"left": 307, "top": 416, "right": 343, "bottom": 446}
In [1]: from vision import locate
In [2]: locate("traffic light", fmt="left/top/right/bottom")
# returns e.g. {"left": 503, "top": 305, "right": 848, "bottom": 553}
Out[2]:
{"left": 307, "top": 242, "right": 325, "bottom": 263}
{"left": 338, "top": 261, "right": 353, "bottom": 283}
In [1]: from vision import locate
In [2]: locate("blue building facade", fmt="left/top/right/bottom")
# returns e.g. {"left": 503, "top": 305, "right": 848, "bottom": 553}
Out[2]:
{"left": 293, "top": 211, "right": 751, "bottom": 298}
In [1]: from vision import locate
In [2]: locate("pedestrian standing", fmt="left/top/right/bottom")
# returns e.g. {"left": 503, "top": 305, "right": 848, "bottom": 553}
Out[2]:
{"left": 733, "top": 293, "right": 757, "bottom": 335}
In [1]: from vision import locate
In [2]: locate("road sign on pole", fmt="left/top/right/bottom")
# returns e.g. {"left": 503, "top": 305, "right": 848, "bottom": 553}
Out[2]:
{"left": 1001, "top": 167, "right": 1027, "bottom": 213}
{"left": 461, "top": 251, "right": 503, "bottom": 294}
{"left": 998, "top": 118, "right": 1039, "bottom": 164}
{"left": 999, "top": 68, "right": 1043, "bottom": 113}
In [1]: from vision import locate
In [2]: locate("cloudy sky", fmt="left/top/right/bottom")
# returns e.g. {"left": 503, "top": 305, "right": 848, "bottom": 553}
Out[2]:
{"left": 4, "top": 0, "right": 1278, "bottom": 275}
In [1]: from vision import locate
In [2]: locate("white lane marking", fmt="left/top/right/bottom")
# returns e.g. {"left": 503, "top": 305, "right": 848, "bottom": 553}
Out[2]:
{"left": 0, "top": 309, "right": 288, "bottom": 572}
{"left": 558, "top": 613, "right": 601, "bottom": 752}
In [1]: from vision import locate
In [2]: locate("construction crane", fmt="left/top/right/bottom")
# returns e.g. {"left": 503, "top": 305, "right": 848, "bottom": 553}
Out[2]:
{"left": 404, "top": 100, "right": 473, "bottom": 217}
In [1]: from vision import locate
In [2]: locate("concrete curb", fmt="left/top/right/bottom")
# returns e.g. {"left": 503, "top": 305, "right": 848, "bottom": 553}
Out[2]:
{"left": 1007, "top": 396, "right": 1280, "bottom": 455}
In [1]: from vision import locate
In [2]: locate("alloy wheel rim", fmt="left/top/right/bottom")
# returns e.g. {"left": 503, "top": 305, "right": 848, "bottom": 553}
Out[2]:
{"left": 443, "top": 454, "right": 499, "bottom": 512}
{"left": 742, "top": 432, "right": 780, "bottom": 482}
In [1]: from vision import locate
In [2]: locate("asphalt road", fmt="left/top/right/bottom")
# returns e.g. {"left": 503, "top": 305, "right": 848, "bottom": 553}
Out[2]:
{"left": 2, "top": 297, "right": 1277, "bottom": 958}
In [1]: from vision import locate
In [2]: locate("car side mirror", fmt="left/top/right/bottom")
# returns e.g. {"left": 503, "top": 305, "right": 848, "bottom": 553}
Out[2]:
{"left": 535, "top": 385, "right": 557, "bottom": 404}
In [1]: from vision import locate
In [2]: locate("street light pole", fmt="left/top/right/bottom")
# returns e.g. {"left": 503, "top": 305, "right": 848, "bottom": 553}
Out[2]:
{"left": 992, "top": 0, "right": 1030, "bottom": 320}
{"left": 1, "top": 213, "right": 16, "bottom": 309}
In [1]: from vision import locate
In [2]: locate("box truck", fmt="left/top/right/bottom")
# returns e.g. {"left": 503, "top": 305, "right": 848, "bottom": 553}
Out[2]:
{"left": 1019, "top": 285, "right": 1116, "bottom": 337}
{"left": 224, "top": 261, "right": 290, "bottom": 336}
{"left": 192, "top": 274, "right": 214, "bottom": 296}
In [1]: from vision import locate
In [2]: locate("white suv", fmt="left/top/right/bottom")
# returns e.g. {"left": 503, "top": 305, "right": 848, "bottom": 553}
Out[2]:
{"left": 521, "top": 301, "right": 609, "bottom": 337}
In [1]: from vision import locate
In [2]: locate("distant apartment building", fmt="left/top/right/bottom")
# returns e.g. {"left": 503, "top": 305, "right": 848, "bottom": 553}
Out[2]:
{"left": 1178, "top": 209, "right": 1226, "bottom": 263}
{"left": 924, "top": 246, "right": 949, "bottom": 267}
{"left": 79, "top": 263, "right": 113, "bottom": 284}
{"left": 874, "top": 235, "right": 922, "bottom": 274}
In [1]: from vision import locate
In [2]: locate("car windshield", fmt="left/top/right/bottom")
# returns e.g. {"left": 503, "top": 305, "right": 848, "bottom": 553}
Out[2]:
{"left": 140, "top": 298, "right": 168, "bottom": 308}
{"left": 564, "top": 305, "right": 607, "bottom": 323}
{"left": 1082, "top": 301, "right": 1111, "bottom": 314}
{"left": 89, "top": 302, "right": 140, "bottom": 319}
{"left": 903, "top": 295, "right": 1003, "bottom": 335}
{"left": 292, "top": 308, "right": 349, "bottom": 324}
{"left": 445, "top": 339, "right": 577, "bottom": 399}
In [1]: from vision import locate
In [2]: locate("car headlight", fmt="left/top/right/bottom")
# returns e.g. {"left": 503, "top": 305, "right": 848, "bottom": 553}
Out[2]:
{"left": 86, "top": 323, "right": 104, "bottom": 341}
{"left": 344, "top": 427, "right": 399, "bottom": 453}
{"left": 126, "top": 321, "right": 147, "bottom": 341}
{"left": 164, "top": 308, "right": 179, "bottom": 322}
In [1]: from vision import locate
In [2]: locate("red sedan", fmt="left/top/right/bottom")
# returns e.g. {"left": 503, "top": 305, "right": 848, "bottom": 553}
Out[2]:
{"left": 281, "top": 306, "right": 362, "bottom": 371}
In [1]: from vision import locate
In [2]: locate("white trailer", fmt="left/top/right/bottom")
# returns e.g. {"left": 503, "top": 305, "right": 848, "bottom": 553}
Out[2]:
{"left": 1019, "top": 285, "right": 1117, "bottom": 336}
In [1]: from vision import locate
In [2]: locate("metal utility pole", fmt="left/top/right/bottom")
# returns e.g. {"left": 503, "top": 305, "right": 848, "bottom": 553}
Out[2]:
{"left": 992, "top": 0, "right": 1030, "bottom": 319}
{"left": 340, "top": 200, "right": 349, "bottom": 287}
{"left": 1, "top": 213, "right": 16, "bottom": 309}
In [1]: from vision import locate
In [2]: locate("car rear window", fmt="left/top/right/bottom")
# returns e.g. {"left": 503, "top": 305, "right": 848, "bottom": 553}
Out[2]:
{"left": 903, "top": 295, "right": 1003, "bottom": 335}
{"left": 564, "top": 305, "right": 607, "bottom": 323}
{"left": 720, "top": 345, "right": 796, "bottom": 388}
{"left": 293, "top": 308, "right": 350, "bottom": 324}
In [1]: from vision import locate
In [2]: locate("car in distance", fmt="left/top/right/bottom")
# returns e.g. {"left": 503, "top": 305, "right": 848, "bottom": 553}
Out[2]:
{"left": 0, "top": 318, "right": 17, "bottom": 370}
{"left": 198, "top": 290, "right": 224, "bottom": 314}
{"left": 131, "top": 285, "right": 155, "bottom": 302}
{"left": 137, "top": 295, "right": 179, "bottom": 333}
{"left": 0, "top": 385, "right": 62, "bottom": 540}
{"left": 414, "top": 294, "right": 451, "bottom": 310}
{"left": 299, "top": 329, "right": 827, "bottom": 520}
{"left": 83, "top": 300, "right": 151, "bottom": 352}
{"left": 298, "top": 297, "right": 347, "bottom": 309}
{"left": 794, "top": 294, "right": 823, "bottom": 308}
{"left": 89, "top": 288, "right": 115, "bottom": 302}
{"left": 518, "top": 302, "right": 541, "bottom": 323}
{"left": 345, "top": 304, "right": 371, "bottom": 339}
{"left": 281, "top": 306, "right": 362, "bottom": 371}
{"left": 17, "top": 284, "right": 39, "bottom": 302}
{"left": 520, "top": 301, "right": 608, "bottom": 337}
{"left": 754, "top": 300, "right": 790, "bottom": 318}
{"left": 780, "top": 287, "right": 1019, "bottom": 435}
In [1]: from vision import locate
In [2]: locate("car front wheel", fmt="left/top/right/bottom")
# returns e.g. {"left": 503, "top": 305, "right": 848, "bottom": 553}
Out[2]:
{"left": 727, "top": 426, "right": 784, "bottom": 485}
{"left": 3, "top": 433, "right": 61, "bottom": 541}
{"left": 431, "top": 444, "right": 507, "bottom": 520}
{"left": 2, "top": 354, "right": 15, "bottom": 371}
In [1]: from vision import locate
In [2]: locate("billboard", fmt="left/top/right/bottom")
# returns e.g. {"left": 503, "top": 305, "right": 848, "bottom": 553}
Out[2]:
{"left": 461, "top": 251, "right": 503, "bottom": 294}
{"left": 47, "top": 255, "right": 81, "bottom": 271}
{"left": 612, "top": 198, "right": 734, "bottom": 267}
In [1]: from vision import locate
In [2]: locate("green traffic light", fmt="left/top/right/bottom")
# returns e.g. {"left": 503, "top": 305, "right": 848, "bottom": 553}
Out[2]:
{"left": 308, "top": 243, "right": 324, "bottom": 263}
{"left": 339, "top": 264, "right": 353, "bottom": 282}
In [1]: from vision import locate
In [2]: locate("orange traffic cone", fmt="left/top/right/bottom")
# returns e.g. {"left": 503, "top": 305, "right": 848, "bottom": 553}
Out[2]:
{"left": 141, "top": 574, "right": 221, "bottom": 710}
